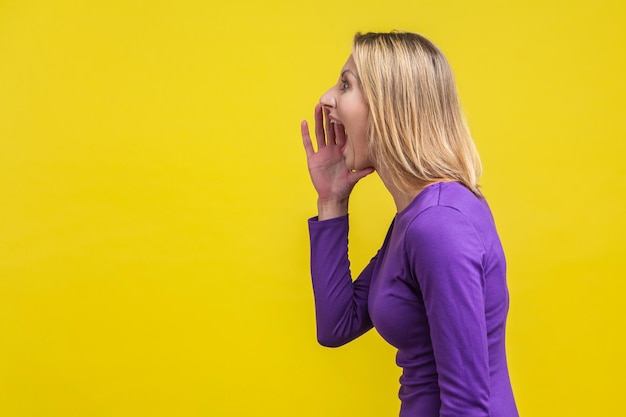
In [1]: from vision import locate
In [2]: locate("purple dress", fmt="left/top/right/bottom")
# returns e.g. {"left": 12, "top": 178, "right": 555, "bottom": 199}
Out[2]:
{"left": 308, "top": 182, "right": 518, "bottom": 417}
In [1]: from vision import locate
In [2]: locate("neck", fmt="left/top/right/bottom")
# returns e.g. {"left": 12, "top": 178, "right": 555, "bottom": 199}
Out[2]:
{"left": 376, "top": 166, "right": 421, "bottom": 214}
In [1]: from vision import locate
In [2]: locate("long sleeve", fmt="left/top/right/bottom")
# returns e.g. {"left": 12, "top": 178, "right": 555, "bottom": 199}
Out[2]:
{"left": 308, "top": 215, "right": 376, "bottom": 347}
{"left": 405, "top": 206, "right": 491, "bottom": 417}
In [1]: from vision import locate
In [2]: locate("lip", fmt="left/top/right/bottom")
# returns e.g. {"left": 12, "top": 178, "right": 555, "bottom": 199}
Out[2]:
{"left": 328, "top": 114, "right": 343, "bottom": 124}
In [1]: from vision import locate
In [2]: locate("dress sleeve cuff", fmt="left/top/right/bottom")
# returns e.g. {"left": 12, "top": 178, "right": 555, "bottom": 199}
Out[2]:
{"left": 308, "top": 214, "right": 349, "bottom": 225}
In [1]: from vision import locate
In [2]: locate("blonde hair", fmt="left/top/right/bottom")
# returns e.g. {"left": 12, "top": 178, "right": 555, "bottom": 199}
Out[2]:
{"left": 352, "top": 31, "right": 482, "bottom": 196}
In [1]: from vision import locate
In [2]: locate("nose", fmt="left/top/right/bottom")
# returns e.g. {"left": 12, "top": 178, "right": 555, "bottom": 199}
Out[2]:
{"left": 319, "top": 87, "right": 336, "bottom": 109}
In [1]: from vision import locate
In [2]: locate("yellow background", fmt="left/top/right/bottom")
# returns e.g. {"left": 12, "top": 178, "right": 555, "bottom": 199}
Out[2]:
{"left": 1, "top": 0, "right": 624, "bottom": 416}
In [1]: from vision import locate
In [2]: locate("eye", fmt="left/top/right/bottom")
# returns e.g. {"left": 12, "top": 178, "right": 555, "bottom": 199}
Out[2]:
{"left": 340, "top": 79, "right": 349, "bottom": 90}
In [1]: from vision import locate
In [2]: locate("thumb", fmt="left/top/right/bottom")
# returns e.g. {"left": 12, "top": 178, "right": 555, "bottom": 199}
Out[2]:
{"left": 348, "top": 167, "right": 375, "bottom": 184}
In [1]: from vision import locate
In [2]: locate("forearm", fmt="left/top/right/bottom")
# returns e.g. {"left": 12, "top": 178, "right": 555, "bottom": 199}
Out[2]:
{"left": 309, "top": 215, "right": 373, "bottom": 347}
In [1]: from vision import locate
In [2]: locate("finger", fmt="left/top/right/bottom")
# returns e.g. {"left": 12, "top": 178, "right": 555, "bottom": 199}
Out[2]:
{"left": 334, "top": 123, "right": 346, "bottom": 147}
{"left": 301, "top": 120, "right": 315, "bottom": 157}
{"left": 324, "top": 107, "right": 336, "bottom": 145}
{"left": 314, "top": 104, "right": 326, "bottom": 149}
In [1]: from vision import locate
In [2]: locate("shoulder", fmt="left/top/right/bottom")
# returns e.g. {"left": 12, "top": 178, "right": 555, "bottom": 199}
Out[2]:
{"left": 406, "top": 206, "right": 485, "bottom": 256}
{"left": 398, "top": 186, "right": 490, "bottom": 289}
{"left": 398, "top": 182, "right": 488, "bottom": 220}
{"left": 400, "top": 182, "right": 488, "bottom": 258}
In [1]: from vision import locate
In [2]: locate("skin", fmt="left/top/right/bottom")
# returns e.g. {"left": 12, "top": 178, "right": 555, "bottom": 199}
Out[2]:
{"left": 301, "top": 55, "right": 418, "bottom": 220}
{"left": 319, "top": 56, "right": 372, "bottom": 172}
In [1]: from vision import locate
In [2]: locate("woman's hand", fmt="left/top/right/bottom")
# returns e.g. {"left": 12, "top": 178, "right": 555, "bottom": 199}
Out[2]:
{"left": 301, "top": 104, "right": 374, "bottom": 220}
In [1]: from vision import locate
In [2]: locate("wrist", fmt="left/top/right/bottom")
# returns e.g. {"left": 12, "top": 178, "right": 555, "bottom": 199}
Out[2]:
{"left": 317, "top": 198, "right": 349, "bottom": 221}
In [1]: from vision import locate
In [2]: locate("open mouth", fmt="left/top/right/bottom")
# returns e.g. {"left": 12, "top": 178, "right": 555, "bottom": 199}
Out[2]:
{"left": 328, "top": 113, "right": 343, "bottom": 125}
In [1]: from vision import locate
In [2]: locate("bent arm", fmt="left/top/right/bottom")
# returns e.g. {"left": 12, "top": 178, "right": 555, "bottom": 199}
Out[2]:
{"left": 309, "top": 215, "right": 375, "bottom": 347}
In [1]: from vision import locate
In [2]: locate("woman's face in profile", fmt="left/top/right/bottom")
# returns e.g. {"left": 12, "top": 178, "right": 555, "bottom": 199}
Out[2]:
{"left": 320, "top": 55, "right": 372, "bottom": 171}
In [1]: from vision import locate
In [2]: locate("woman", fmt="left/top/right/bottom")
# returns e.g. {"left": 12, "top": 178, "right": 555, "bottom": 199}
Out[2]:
{"left": 300, "top": 32, "right": 518, "bottom": 417}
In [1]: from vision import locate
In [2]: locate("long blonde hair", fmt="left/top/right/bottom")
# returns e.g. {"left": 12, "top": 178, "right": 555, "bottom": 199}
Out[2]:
{"left": 352, "top": 31, "right": 482, "bottom": 196}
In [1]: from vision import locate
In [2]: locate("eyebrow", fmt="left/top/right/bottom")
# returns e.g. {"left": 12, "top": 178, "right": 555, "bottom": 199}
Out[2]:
{"left": 341, "top": 69, "right": 358, "bottom": 79}
{"left": 340, "top": 69, "right": 362, "bottom": 86}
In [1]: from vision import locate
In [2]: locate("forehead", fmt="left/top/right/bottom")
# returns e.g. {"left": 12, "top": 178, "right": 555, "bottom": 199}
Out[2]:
{"left": 341, "top": 55, "right": 358, "bottom": 76}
